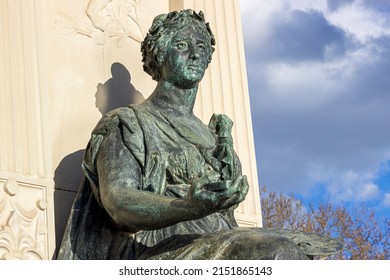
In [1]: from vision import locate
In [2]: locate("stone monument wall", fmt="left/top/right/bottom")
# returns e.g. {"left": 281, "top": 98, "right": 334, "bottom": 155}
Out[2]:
{"left": 0, "top": 0, "right": 261, "bottom": 259}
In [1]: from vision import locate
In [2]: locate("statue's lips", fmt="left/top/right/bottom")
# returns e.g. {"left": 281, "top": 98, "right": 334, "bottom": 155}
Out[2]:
{"left": 186, "top": 64, "right": 202, "bottom": 70}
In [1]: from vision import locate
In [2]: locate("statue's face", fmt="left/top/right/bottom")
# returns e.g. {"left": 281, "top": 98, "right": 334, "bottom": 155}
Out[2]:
{"left": 160, "top": 24, "right": 210, "bottom": 89}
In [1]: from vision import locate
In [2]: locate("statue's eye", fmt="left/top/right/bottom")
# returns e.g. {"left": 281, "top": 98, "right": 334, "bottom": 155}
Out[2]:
{"left": 176, "top": 41, "right": 188, "bottom": 50}
{"left": 198, "top": 44, "right": 206, "bottom": 51}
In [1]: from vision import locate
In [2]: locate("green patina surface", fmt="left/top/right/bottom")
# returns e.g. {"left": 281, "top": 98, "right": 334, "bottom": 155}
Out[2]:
{"left": 57, "top": 10, "right": 343, "bottom": 260}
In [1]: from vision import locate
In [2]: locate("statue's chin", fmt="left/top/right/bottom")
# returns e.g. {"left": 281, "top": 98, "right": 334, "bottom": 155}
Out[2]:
{"left": 173, "top": 74, "right": 204, "bottom": 89}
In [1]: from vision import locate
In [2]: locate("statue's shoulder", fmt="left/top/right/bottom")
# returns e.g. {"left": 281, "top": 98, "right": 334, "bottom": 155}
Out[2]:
{"left": 83, "top": 106, "right": 145, "bottom": 184}
{"left": 92, "top": 106, "right": 141, "bottom": 137}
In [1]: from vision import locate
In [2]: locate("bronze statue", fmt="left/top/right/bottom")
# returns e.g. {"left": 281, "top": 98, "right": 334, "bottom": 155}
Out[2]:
{"left": 58, "top": 9, "right": 342, "bottom": 260}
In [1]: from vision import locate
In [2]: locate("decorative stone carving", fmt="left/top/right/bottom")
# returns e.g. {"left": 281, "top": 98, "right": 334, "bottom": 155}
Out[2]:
{"left": 56, "top": 0, "right": 151, "bottom": 46}
{"left": 4, "top": 179, "right": 19, "bottom": 196}
{"left": 0, "top": 178, "right": 48, "bottom": 260}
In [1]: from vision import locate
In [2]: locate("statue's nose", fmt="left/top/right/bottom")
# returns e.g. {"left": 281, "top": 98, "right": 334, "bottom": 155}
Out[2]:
{"left": 189, "top": 46, "right": 200, "bottom": 60}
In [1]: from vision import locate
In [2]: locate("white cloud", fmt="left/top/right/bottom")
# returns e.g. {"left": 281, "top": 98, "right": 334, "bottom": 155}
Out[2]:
{"left": 384, "top": 193, "right": 390, "bottom": 207}
{"left": 327, "top": 1, "right": 390, "bottom": 42}
{"left": 310, "top": 169, "right": 380, "bottom": 202}
{"left": 358, "top": 183, "right": 380, "bottom": 201}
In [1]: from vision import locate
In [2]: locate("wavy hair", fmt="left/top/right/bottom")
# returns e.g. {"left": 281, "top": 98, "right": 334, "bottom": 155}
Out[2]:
{"left": 141, "top": 9, "right": 216, "bottom": 81}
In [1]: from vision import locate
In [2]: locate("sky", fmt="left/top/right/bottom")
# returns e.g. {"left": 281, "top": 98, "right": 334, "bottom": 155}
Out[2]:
{"left": 240, "top": 0, "right": 390, "bottom": 219}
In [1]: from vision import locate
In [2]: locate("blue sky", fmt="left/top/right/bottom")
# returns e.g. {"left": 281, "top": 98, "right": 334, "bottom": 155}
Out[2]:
{"left": 240, "top": 0, "right": 390, "bottom": 219}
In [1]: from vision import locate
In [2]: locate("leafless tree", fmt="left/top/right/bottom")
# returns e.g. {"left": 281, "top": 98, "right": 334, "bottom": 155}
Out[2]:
{"left": 261, "top": 187, "right": 390, "bottom": 260}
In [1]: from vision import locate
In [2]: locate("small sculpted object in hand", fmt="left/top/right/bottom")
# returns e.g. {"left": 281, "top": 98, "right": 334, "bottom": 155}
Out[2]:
{"left": 58, "top": 9, "right": 342, "bottom": 260}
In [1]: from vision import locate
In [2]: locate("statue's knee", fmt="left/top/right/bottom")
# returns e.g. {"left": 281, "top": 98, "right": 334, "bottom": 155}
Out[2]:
{"left": 210, "top": 229, "right": 308, "bottom": 260}
{"left": 231, "top": 234, "right": 308, "bottom": 260}
{"left": 270, "top": 236, "right": 308, "bottom": 260}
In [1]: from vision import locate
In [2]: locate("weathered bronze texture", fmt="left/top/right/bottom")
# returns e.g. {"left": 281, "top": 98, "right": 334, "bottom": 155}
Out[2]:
{"left": 58, "top": 10, "right": 342, "bottom": 260}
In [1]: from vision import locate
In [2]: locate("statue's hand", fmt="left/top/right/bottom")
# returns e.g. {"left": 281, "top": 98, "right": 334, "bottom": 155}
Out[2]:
{"left": 189, "top": 174, "right": 249, "bottom": 215}
{"left": 212, "top": 175, "right": 249, "bottom": 210}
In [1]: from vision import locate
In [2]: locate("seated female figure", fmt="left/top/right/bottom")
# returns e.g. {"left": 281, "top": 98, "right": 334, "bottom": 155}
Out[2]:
{"left": 58, "top": 10, "right": 341, "bottom": 260}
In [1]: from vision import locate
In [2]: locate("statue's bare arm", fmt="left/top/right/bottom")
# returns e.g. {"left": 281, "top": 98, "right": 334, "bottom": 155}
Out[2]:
{"left": 95, "top": 128, "right": 248, "bottom": 232}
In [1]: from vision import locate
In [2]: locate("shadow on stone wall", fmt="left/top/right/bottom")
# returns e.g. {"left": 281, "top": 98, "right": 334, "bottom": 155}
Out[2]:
{"left": 53, "top": 62, "right": 145, "bottom": 258}
{"left": 95, "top": 62, "right": 145, "bottom": 115}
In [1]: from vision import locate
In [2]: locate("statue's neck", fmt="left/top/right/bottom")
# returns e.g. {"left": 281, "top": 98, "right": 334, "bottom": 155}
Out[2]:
{"left": 146, "top": 80, "right": 198, "bottom": 115}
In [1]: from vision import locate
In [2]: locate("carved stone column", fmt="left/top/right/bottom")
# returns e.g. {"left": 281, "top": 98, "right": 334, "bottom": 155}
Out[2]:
{"left": 0, "top": 0, "right": 55, "bottom": 259}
